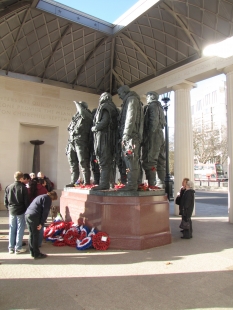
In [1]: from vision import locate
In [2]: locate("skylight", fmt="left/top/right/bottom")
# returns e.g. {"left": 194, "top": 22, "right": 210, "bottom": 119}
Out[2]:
{"left": 54, "top": 0, "right": 140, "bottom": 24}
{"left": 37, "top": 0, "right": 160, "bottom": 34}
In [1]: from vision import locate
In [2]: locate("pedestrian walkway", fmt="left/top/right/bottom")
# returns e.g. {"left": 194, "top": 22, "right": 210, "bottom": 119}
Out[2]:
{"left": 0, "top": 199, "right": 233, "bottom": 310}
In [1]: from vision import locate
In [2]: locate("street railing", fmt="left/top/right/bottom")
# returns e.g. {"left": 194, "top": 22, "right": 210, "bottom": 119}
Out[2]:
{"left": 194, "top": 180, "right": 228, "bottom": 188}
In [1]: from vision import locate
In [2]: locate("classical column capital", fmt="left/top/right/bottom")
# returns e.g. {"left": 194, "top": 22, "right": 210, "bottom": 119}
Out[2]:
{"left": 172, "top": 80, "right": 196, "bottom": 91}
{"left": 223, "top": 64, "right": 233, "bottom": 75}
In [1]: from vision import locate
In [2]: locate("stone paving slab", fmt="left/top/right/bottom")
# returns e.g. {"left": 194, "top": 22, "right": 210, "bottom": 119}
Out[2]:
{"left": 0, "top": 199, "right": 233, "bottom": 310}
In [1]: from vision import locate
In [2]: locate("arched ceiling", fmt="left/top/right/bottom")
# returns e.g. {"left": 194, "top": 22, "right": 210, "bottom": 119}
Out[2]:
{"left": 1, "top": 0, "right": 233, "bottom": 95}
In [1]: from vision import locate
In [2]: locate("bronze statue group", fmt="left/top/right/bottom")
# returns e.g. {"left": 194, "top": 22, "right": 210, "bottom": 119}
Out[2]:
{"left": 66, "top": 85, "right": 166, "bottom": 191}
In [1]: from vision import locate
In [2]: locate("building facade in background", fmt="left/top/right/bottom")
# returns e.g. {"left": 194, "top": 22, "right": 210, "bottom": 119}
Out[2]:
{"left": 191, "top": 74, "right": 227, "bottom": 175}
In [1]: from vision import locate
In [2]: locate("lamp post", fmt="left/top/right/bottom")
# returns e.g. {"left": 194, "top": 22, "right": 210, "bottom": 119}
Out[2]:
{"left": 161, "top": 92, "right": 173, "bottom": 200}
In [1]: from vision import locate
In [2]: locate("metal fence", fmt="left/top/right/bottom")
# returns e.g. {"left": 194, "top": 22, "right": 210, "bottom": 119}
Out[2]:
{"left": 194, "top": 180, "right": 228, "bottom": 188}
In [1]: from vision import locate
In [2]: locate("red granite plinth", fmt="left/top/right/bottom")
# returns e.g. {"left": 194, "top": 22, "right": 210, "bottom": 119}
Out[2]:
{"left": 60, "top": 189, "right": 171, "bottom": 250}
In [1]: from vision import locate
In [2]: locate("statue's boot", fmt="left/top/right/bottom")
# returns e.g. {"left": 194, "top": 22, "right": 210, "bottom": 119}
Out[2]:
{"left": 66, "top": 169, "right": 79, "bottom": 187}
{"left": 93, "top": 172, "right": 100, "bottom": 185}
{"left": 138, "top": 167, "right": 143, "bottom": 185}
{"left": 121, "top": 173, "right": 127, "bottom": 185}
{"left": 118, "top": 170, "right": 138, "bottom": 191}
{"left": 83, "top": 170, "right": 91, "bottom": 185}
{"left": 156, "top": 169, "right": 165, "bottom": 188}
{"left": 147, "top": 169, "right": 156, "bottom": 187}
{"left": 92, "top": 169, "right": 110, "bottom": 190}
{"left": 109, "top": 165, "right": 116, "bottom": 189}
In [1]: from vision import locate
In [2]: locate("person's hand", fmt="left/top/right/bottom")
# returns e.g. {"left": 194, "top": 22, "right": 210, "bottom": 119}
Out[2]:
{"left": 37, "top": 224, "right": 42, "bottom": 230}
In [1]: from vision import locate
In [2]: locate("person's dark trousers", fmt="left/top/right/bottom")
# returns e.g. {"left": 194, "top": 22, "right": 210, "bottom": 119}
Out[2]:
{"left": 183, "top": 218, "right": 193, "bottom": 239}
{"left": 39, "top": 225, "right": 44, "bottom": 247}
{"left": 25, "top": 214, "right": 41, "bottom": 257}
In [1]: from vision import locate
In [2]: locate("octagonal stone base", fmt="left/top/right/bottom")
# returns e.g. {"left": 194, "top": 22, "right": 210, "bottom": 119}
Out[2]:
{"left": 60, "top": 188, "right": 171, "bottom": 250}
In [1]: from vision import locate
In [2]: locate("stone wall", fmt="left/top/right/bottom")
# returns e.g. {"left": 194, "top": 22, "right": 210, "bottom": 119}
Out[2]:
{"left": 0, "top": 75, "right": 99, "bottom": 210}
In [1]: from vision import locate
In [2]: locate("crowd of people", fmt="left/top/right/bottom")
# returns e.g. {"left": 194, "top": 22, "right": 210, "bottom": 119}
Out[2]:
{"left": 4, "top": 171, "right": 57, "bottom": 259}
{"left": 66, "top": 85, "right": 166, "bottom": 191}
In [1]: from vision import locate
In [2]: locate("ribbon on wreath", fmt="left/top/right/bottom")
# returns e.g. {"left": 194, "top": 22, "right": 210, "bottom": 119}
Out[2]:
{"left": 88, "top": 227, "right": 98, "bottom": 237}
{"left": 76, "top": 237, "right": 92, "bottom": 250}
{"left": 53, "top": 237, "right": 66, "bottom": 246}
{"left": 63, "top": 228, "right": 79, "bottom": 247}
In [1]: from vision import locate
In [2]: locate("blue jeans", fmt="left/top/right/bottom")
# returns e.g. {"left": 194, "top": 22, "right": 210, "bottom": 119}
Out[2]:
{"left": 9, "top": 214, "right": 25, "bottom": 250}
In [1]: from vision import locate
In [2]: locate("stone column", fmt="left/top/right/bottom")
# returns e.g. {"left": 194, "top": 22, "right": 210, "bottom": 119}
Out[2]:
{"left": 224, "top": 65, "right": 233, "bottom": 223}
{"left": 172, "top": 82, "right": 195, "bottom": 215}
{"left": 30, "top": 140, "right": 44, "bottom": 176}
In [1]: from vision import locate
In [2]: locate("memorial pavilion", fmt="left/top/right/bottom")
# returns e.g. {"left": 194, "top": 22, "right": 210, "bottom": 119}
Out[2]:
{"left": 1, "top": 0, "right": 233, "bottom": 224}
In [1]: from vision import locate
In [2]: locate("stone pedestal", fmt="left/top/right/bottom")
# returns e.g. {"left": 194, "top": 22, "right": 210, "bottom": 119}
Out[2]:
{"left": 60, "top": 188, "right": 171, "bottom": 250}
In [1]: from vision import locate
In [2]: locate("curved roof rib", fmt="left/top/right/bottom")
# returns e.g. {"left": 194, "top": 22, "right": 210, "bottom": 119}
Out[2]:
{"left": 6, "top": 5, "right": 31, "bottom": 74}
{"left": 41, "top": 23, "right": 72, "bottom": 82}
{"left": 1, "top": 0, "right": 233, "bottom": 94}
{"left": 118, "top": 32, "right": 156, "bottom": 74}
{"left": 72, "top": 36, "right": 108, "bottom": 88}
{"left": 159, "top": 1, "right": 201, "bottom": 54}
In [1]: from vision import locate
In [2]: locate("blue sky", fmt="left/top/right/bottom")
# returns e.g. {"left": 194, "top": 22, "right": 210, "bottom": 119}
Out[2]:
{"left": 54, "top": 0, "right": 139, "bottom": 23}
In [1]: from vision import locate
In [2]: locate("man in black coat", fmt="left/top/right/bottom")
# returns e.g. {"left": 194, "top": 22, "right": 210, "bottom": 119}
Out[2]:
{"left": 4, "top": 171, "right": 29, "bottom": 254}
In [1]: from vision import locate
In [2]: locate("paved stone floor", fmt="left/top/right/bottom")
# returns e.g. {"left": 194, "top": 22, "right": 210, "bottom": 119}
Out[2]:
{"left": 0, "top": 198, "right": 233, "bottom": 310}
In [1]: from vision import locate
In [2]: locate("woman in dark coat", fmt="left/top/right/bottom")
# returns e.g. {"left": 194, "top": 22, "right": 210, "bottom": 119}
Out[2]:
{"left": 175, "top": 177, "right": 189, "bottom": 216}
{"left": 180, "top": 180, "right": 195, "bottom": 239}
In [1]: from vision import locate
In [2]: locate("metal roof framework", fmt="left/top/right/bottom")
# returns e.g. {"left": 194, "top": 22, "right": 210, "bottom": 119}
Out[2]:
{"left": 1, "top": 0, "right": 233, "bottom": 95}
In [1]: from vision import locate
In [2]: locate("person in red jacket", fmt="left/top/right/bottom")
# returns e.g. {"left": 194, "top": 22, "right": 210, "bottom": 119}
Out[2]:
{"left": 28, "top": 178, "right": 48, "bottom": 203}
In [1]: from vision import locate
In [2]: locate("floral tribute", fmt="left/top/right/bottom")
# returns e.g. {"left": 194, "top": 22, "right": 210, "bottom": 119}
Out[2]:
{"left": 43, "top": 215, "right": 110, "bottom": 251}
{"left": 115, "top": 183, "right": 162, "bottom": 191}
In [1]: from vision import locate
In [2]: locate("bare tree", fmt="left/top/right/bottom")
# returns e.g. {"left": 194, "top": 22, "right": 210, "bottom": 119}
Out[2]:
{"left": 193, "top": 123, "right": 227, "bottom": 164}
{"left": 169, "top": 135, "right": 174, "bottom": 175}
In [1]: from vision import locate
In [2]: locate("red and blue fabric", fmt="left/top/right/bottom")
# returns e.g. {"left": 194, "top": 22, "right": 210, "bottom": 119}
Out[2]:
{"left": 76, "top": 237, "right": 92, "bottom": 250}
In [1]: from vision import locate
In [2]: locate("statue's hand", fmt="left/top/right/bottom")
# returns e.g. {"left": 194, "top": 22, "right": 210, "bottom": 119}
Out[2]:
{"left": 122, "top": 134, "right": 130, "bottom": 142}
{"left": 91, "top": 126, "right": 97, "bottom": 132}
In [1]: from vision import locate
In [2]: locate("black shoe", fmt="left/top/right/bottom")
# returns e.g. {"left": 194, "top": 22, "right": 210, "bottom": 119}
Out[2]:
{"left": 22, "top": 242, "right": 27, "bottom": 246}
{"left": 34, "top": 253, "right": 47, "bottom": 259}
{"left": 181, "top": 236, "right": 190, "bottom": 239}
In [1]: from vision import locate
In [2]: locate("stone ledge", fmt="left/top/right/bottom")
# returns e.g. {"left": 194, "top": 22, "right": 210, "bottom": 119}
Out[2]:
{"left": 63, "top": 187, "right": 165, "bottom": 197}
